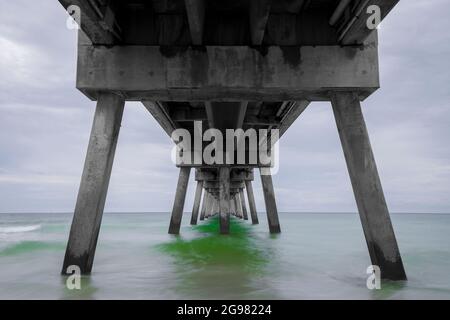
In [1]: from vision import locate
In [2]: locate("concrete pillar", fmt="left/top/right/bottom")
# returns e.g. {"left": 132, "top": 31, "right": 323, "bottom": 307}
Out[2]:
{"left": 205, "top": 196, "right": 211, "bottom": 218}
{"left": 230, "top": 196, "right": 236, "bottom": 217}
{"left": 235, "top": 194, "right": 244, "bottom": 219}
{"left": 62, "top": 92, "right": 125, "bottom": 275}
{"left": 205, "top": 192, "right": 212, "bottom": 219}
{"left": 239, "top": 188, "right": 249, "bottom": 220}
{"left": 211, "top": 198, "right": 218, "bottom": 217}
{"left": 260, "top": 170, "right": 281, "bottom": 234}
{"left": 331, "top": 92, "right": 407, "bottom": 280}
{"left": 245, "top": 180, "right": 259, "bottom": 224}
{"left": 168, "top": 167, "right": 191, "bottom": 234}
{"left": 190, "top": 181, "right": 203, "bottom": 225}
{"left": 219, "top": 167, "right": 231, "bottom": 234}
{"left": 199, "top": 191, "right": 208, "bottom": 221}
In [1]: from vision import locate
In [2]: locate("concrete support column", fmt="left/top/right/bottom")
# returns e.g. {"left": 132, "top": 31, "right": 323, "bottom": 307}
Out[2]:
{"left": 219, "top": 167, "right": 231, "bottom": 234}
{"left": 230, "top": 196, "right": 236, "bottom": 217}
{"left": 245, "top": 180, "right": 259, "bottom": 224}
{"left": 190, "top": 181, "right": 203, "bottom": 225}
{"left": 205, "top": 192, "right": 212, "bottom": 219}
{"left": 199, "top": 191, "right": 208, "bottom": 221}
{"left": 331, "top": 92, "right": 406, "bottom": 280}
{"left": 168, "top": 167, "right": 191, "bottom": 234}
{"left": 235, "top": 194, "right": 244, "bottom": 219}
{"left": 239, "top": 188, "right": 249, "bottom": 220}
{"left": 62, "top": 92, "right": 125, "bottom": 275}
{"left": 260, "top": 170, "right": 281, "bottom": 234}
{"left": 211, "top": 198, "right": 218, "bottom": 217}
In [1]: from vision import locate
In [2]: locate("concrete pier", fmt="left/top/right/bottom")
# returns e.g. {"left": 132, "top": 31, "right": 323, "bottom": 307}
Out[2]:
{"left": 199, "top": 192, "right": 208, "bottom": 221}
{"left": 58, "top": 0, "right": 405, "bottom": 279}
{"left": 239, "top": 189, "right": 249, "bottom": 220}
{"left": 211, "top": 199, "right": 218, "bottom": 217}
{"left": 190, "top": 181, "right": 203, "bottom": 225}
{"left": 245, "top": 180, "right": 259, "bottom": 225}
{"left": 62, "top": 92, "right": 124, "bottom": 274}
{"left": 331, "top": 92, "right": 407, "bottom": 280}
{"left": 260, "top": 170, "right": 281, "bottom": 234}
{"left": 204, "top": 192, "right": 212, "bottom": 219}
{"left": 219, "top": 167, "right": 231, "bottom": 234}
{"left": 168, "top": 167, "right": 191, "bottom": 235}
{"left": 235, "top": 195, "right": 243, "bottom": 219}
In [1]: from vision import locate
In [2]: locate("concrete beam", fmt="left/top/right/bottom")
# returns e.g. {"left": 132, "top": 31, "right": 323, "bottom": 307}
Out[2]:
{"left": 249, "top": 0, "right": 271, "bottom": 45}
{"left": 59, "top": 0, "right": 118, "bottom": 45}
{"left": 256, "top": 100, "right": 310, "bottom": 160}
{"left": 171, "top": 108, "right": 207, "bottom": 122}
{"left": 331, "top": 92, "right": 406, "bottom": 280}
{"left": 285, "top": 0, "right": 305, "bottom": 13}
{"left": 62, "top": 92, "right": 124, "bottom": 274}
{"left": 204, "top": 102, "right": 248, "bottom": 130}
{"left": 184, "top": 0, "right": 205, "bottom": 45}
{"left": 195, "top": 169, "right": 217, "bottom": 181}
{"left": 77, "top": 44, "right": 379, "bottom": 101}
{"left": 279, "top": 100, "right": 310, "bottom": 137}
{"left": 329, "top": 0, "right": 352, "bottom": 26}
{"left": 195, "top": 169, "right": 253, "bottom": 182}
{"left": 142, "top": 101, "right": 178, "bottom": 137}
{"left": 204, "top": 181, "right": 244, "bottom": 190}
{"left": 168, "top": 167, "right": 191, "bottom": 234}
{"left": 244, "top": 115, "right": 280, "bottom": 127}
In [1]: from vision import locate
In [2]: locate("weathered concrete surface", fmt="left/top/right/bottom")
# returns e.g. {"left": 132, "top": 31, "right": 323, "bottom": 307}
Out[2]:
{"left": 331, "top": 91, "right": 406, "bottom": 281}
{"left": 239, "top": 189, "right": 249, "bottom": 220}
{"left": 77, "top": 44, "right": 379, "bottom": 101}
{"left": 245, "top": 180, "right": 259, "bottom": 224}
{"left": 260, "top": 170, "right": 281, "bottom": 234}
{"left": 62, "top": 1, "right": 398, "bottom": 47}
{"left": 211, "top": 198, "right": 218, "bottom": 217}
{"left": 184, "top": 0, "right": 205, "bottom": 45}
{"left": 235, "top": 194, "right": 244, "bottom": 219}
{"left": 199, "top": 191, "right": 208, "bottom": 221}
{"left": 249, "top": 0, "right": 271, "bottom": 45}
{"left": 190, "top": 181, "right": 203, "bottom": 225}
{"left": 62, "top": 93, "right": 124, "bottom": 274}
{"left": 168, "top": 167, "right": 191, "bottom": 234}
{"left": 219, "top": 167, "right": 231, "bottom": 234}
{"left": 204, "top": 192, "right": 212, "bottom": 219}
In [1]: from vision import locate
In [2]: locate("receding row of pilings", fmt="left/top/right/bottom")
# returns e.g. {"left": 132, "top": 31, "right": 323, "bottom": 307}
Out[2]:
{"left": 168, "top": 167, "right": 278, "bottom": 235}
{"left": 61, "top": 92, "right": 407, "bottom": 281}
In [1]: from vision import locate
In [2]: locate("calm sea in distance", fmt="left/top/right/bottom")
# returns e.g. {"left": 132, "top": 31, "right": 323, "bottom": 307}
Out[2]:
{"left": 0, "top": 212, "right": 449, "bottom": 300}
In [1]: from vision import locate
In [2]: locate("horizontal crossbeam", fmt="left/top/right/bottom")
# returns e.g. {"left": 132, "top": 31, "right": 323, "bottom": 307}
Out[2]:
{"left": 77, "top": 35, "right": 379, "bottom": 101}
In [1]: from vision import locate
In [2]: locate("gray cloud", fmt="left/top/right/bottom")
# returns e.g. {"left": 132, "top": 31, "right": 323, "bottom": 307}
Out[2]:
{"left": 0, "top": 0, "right": 449, "bottom": 213}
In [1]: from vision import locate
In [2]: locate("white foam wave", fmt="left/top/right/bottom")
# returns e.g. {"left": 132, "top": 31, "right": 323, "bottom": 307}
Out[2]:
{"left": 0, "top": 224, "right": 42, "bottom": 233}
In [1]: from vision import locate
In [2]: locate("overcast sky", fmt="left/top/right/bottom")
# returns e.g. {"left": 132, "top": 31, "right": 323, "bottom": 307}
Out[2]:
{"left": 0, "top": 0, "right": 449, "bottom": 214}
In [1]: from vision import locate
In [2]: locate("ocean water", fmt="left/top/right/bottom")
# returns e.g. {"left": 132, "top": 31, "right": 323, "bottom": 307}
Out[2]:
{"left": 0, "top": 212, "right": 449, "bottom": 300}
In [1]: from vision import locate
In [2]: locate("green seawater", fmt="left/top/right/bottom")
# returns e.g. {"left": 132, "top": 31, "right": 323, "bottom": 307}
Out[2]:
{"left": 0, "top": 212, "right": 449, "bottom": 299}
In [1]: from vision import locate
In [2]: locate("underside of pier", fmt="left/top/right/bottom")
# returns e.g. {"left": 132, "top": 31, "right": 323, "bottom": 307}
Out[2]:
{"left": 58, "top": 0, "right": 406, "bottom": 281}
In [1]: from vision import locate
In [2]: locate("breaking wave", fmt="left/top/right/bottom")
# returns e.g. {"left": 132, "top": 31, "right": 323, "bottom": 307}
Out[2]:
{"left": 0, "top": 224, "right": 41, "bottom": 234}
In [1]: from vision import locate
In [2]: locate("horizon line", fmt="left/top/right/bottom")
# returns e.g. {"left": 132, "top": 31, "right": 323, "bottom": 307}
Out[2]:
{"left": 1, "top": 211, "right": 449, "bottom": 215}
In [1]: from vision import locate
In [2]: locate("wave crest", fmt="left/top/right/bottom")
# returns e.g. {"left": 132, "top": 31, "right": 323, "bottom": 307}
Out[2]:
{"left": 0, "top": 224, "right": 41, "bottom": 233}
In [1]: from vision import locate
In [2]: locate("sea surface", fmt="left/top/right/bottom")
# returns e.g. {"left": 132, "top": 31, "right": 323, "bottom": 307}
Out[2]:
{"left": 0, "top": 212, "right": 449, "bottom": 300}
